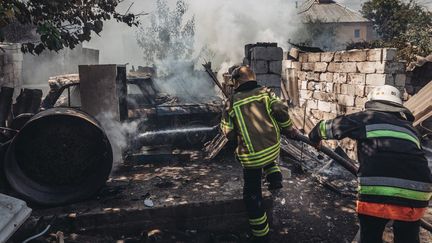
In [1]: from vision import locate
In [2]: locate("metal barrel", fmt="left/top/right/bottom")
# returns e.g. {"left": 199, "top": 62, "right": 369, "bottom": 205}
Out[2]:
{"left": 4, "top": 108, "right": 113, "bottom": 206}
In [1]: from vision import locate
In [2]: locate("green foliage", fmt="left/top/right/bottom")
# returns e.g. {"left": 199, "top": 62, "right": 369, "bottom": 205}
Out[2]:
{"left": 0, "top": 0, "right": 139, "bottom": 54}
{"left": 361, "top": 0, "right": 432, "bottom": 60}
{"left": 137, "top": 0, "right": 195, "bottom": 65}
{"left": 291, "top": 17, "right": 338, "bottom": 51}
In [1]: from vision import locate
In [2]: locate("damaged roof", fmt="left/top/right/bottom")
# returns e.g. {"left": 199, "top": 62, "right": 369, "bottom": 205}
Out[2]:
{"left": 299, "top": 0, "right": 370, "bottom": 23}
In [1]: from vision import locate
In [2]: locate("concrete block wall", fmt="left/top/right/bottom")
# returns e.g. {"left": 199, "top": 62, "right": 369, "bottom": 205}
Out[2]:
{"left": 244, "top": 43, "right": 283, "bottom": 95}
{"left": 0, "top": 43, "right": 23, "bottom": 96}
{"left": 285, "top": 48, "right": 407, "bottom": 159}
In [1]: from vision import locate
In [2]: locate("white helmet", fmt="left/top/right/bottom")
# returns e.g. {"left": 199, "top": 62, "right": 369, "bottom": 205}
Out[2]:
{"left": 367, "top": 85, "right": 402, "bottom": 105}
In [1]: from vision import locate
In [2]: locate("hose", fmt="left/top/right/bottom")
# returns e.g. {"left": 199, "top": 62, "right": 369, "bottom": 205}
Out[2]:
{"left": 22, "top": 216, "right": 57, "bottom": 243}
{"left": 287, "top": 134, "right": 432, "bottom": 232}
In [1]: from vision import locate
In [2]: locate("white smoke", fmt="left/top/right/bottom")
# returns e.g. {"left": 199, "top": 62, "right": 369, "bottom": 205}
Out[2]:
{"left": 95, "top": 112, "right": 139, "bottom": 168}
{"left": 86, "top": 0, "right": 299, "bottom": 70}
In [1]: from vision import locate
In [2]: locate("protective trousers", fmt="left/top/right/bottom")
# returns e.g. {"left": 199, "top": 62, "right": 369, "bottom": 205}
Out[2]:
{"left": 243, "top": 162, "right": 282, "bottom": 242}
{"left": 358, "top": 214, "right": 420, "bottom": 243}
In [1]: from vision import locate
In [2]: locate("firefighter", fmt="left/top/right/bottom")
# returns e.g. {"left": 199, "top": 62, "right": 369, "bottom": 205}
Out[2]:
{"left": 220, "top": 65, "right": 298, "bottom": 242}
{"left": 308, "top": 85, "right": 432, "bottom": 243}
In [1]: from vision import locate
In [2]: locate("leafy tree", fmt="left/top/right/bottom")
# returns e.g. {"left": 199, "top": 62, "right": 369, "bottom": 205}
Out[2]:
{"left": 291, "top": 17, "right": 338, "bottom": 51}
{"left": 0, "top": 0, "right": 139, "bottom": 54}
{"left": 137, "top": 0, "right": 195, "bottom": 65}
{"left": 361, "top": 0, "right": 432, "bottom": 60}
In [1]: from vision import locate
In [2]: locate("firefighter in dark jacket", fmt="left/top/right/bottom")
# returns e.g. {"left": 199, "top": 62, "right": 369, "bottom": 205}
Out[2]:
{"left": 220, "top": 65, "right": 298, "bottom": 242}
{"left": 308, "top": 85, "right": 432, "bottom": 243}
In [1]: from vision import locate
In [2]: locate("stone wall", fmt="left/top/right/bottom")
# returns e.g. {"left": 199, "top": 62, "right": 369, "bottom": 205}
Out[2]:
{"left": 283, "top": 48, "right": 407, "bottom": 159}
{"left": 0, "top": 43, "right": 23, "bottom": 96}
{"left": 244, "top": 43, "right": 283, "bottom": 95}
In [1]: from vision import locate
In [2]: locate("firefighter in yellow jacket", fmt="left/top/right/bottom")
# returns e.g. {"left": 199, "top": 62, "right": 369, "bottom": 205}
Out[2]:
{"left": 220, "top": 65, "right": 298, "bottom": 242}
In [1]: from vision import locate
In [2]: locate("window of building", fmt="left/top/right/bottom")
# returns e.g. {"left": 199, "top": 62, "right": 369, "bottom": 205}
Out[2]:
{"left": 354, "top": 29, "right": 361, "bottom": 38}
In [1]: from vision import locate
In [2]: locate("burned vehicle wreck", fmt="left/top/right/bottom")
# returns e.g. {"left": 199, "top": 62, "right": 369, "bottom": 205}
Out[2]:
{"left": 41, "top": 64, "right": 223, "bottom": 159}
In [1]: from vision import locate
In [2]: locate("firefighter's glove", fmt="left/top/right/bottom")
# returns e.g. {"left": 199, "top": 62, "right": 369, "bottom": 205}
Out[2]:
{"left": 308, "top": 126, "right": 322, "bottom": 150}
{"left": 223, "top": 99, "right": 232, "bottom": 112}
{"left": 285, "top": 127, "right": 300, "bottom": 140}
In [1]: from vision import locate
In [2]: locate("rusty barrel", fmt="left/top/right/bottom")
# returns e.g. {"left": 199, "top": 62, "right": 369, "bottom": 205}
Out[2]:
{"left": 4, "top": 108, "right": 113, "bottom": 206}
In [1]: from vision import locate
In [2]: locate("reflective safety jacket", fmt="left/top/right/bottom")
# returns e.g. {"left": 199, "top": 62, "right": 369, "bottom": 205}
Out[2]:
{"left": 220, "top": 81, "right": 293, "bottom": 169}
{"left": 309, "top": 103, "right": 432, "bottom": 221}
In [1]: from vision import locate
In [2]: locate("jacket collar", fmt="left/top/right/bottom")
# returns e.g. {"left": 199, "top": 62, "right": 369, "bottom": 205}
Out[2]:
{"left": 365, "top": 100, "right": 415, "bottom": 122}
{"left": 235, "top": 81, "right": 260, "bottom": 93}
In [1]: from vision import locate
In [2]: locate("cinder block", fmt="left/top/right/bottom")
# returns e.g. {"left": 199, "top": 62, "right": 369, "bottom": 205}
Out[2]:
{"left": 382, "top": 48, "right": 397, "bottom": 61}
{"left": 243, "top": 57, "right": 250, "bottom": 66}
{"left": 355, "top": 85, "right": 366, "bottom": 97}
{"left": 385, "top": 62, "right": 406, "bottom": 74}
{"left": 306, "top": 99, "right": 318, "bottom": 110}
{"left": 311, "top": 110, "right": 324, "bottom": 120}
{"left": 308, "top": 53, "right": 321, "bottom": 62}
{"left": 288, "top": 48, "right": 300, "bottom": 60}
{"left": 306, "top": 72, "right": 320, "bottom": 81}
{"left": 367, "top": 49, "right": 382, "bottom": 61}
{"left": 282, "top": 60, "right": 292, "bottom": 70}
{"left": 269, "top": 61, "right": 282, "bottom": 74}
{"left": 318, "top": 100, "right": 333, "bottom": 113}
{"left": 355, "top": 96, "right": 368, "bottom": 108}
{"left": 298, "top": 71, "right": 307, "bottom": 81}
{"left": 314, "top": 62, "right": 328, "bottom": 72}
{"left": 302, "top": 63, "right": 315, "bottom": 71}
{"left": 313, "top": 91, "right": 336, "bottom": 102}
{"left": 299, "top": 53, "right": 308, "bottom": 62}
{"left": 251, "top": 60, "right": 268, "bottom": 74}
{"left": 301, "top": 80, "right": 308, "bottom": 90}
{"left": 341, "top": 51, "right": 350, "bottom": 62}
{"left": 292, "top": 62, "right": 301, "bottom": 70}
{"left": 340, "top": 84, "right": 355, "bottom": 95}
{"left": 327, "top": 63, "right": 341, "bottom": 72}
{"left": 320, "top": 73, "right": 334, "bottom": 82}
{"left": 347, "top": 50, "right": 367, "bottom": 62}
{"left": 333, "top": 73, "right": 347, "bottom": 83}
{"left": 251, "top": 46, "right": 283, "bottom": 61}
{"left": 357, "top": 62, "right": 377, "bottom": 73}
{"left": 299, "top": 90, "right": 313, "bottom": 99}
{"left": 348, "top": 73, "right": 366, "bottom": 85}
{"left": 256, "top": 74, "right": 281, "bottom": 87}
{"left": 325, "top": 82, "right": 334, "bottom": 93}
{"left": 337, "top": 94, "right": 355, "bottom": 106}
{"left": 334, "top": 51, "right": 343, "bottom": 62}
{"left": 366, "top": 74, "right": 394, "bottom": 86}
{"left": 340, "top": 62, "right": 358, "bottom": 73}
{"left": 395, "top": 74, "right": 406, "bottom": 86}
{"left": 321, "top": 52, "right": 335, "bottom": 62}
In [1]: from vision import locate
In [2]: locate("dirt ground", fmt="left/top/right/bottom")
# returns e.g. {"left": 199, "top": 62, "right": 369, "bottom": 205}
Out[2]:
{"left": 15, "top": 151, "right": 432, "bottom": 243}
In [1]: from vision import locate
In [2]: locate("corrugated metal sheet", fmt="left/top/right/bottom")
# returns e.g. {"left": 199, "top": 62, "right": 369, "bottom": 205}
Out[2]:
{"left": 404, "top": 80, "right": 432, "bottom": 127}
{"left": 299, "top": 0, "right": 370, "bottom": 23}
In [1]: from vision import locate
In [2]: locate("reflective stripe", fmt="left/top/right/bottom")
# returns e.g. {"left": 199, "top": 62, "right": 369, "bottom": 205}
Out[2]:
{"left": 237, "top": 142, "right": 280, "bottom": 159}
{"left": 252, "top": 224, "right": 270, "bottom": 237}
{"left": 221, "top": 119, "right": 233, "bottom": 129}
{"left": 278, "top": 119, "right": 293, "bottom": 128}
{"left": 319, "top": 120, "right": 327, "bottom": 139}
{"left": 359, "top": 177, "right": 432, "bottom": 192}
{"left": 366, "top": 124, "right": 418, "bottom": 139}
{"left": 249, "top": 213, "right": 267, "bottom": 225}
{"left": 234, "top": 107, "right": 255, "bottom": 153}
{"left": 233, "top": 93, "right": 268, "bottom": 107}
{"left": 264, "top": 165, "right": 281, "bottom": 175}
{"left": 367, "top": 130, "right": 420, "bottom": 148}
{"left": 264, "top": 97, "right": 280, "bottom": 140}
{"left": 240, "top": 148, "right": 280, "bottom": 166}
{"left": 325, "top": 120, "right": 333, "bottom": 139}
{"left": 359, "top": 185, "right": 432, "bottom": 201}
